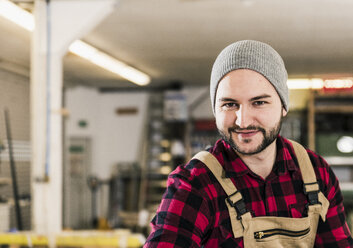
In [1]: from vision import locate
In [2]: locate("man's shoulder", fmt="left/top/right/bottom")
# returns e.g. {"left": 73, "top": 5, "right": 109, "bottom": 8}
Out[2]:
{"left": 280, "top": 136, "right": 331, "bottom": 187}
{"left": 169, "top": 141, "right": 225, "bottom": 185}
{"left": 281, "top": 136, "right": 328, "bottom": 168}
{"left": 170, "top": 152, "right": 212, "bottom": 179}
{"left": 300, "top": 145, "right": 329, "bottom": 169}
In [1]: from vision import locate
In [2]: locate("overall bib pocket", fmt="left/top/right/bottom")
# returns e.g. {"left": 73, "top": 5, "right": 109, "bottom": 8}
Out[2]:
{"left": 254, "top": 227, "right": 310, "bottom": 240}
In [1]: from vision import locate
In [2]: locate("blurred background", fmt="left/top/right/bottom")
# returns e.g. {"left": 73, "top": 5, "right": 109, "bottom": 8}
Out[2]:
{"left": 0, "top": 0, "right": 352, "bottom": 246}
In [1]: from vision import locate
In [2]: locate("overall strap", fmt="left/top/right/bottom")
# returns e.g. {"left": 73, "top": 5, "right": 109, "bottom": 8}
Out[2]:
{"left": 290, "top": 140, "right": 319, "bottom": 204}
{"left": 290, "top": 140, "right": 329, "bottom": 221}
{"left": 192, "top": 151, "right": 249, "bottom": 219}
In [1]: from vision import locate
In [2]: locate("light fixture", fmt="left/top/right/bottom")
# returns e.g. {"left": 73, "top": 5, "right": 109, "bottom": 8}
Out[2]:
{"left": 0, "top": 0, "right": 151, "bottom": 86}
{"left": 0, "top": 0, "right": 34, "bottom": 31}
{"left": 68, "top": 40, "right": 150, "bottom": 86}
{"left": 337, "top": 136, "right": 353, "bottom": 154}
{"left": 323, "top": 79, "right": 353, "bottom": 89}
{"left": 287, "top": 78, "right": 353, "bottom": 90}
{"left": 160, "top": 166, "right": 172, "bottom": 175}
{"left": 287, "top": 79, "right": 324, "bottom": 89}
{"left": 159, "top": 152, "right": 172, "bottom": 162}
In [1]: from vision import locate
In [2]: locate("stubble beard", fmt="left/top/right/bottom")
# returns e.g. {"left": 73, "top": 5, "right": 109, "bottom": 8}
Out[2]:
{"left": 219, "top": 117, "right": 283, "bottom": 156}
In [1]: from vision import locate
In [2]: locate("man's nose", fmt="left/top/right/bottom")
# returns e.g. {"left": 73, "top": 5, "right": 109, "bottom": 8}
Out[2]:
{"left": 235, "top": 106, "right": 252, "bottom": 128}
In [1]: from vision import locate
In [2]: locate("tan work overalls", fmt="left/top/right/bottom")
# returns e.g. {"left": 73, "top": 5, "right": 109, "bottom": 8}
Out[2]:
{"left": 193, "top": 140, "right": 329, "bottom": 247}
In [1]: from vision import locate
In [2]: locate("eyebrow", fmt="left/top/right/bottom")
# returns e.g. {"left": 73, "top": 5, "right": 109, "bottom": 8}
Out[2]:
{"left": 250, "top": 94, "right": 272, "bottom": 101}
{"left": 218, "top": 97, "right": 237, "bottom": 102}
{"left": 218, "top": 94, "right": 272, "bottom": 103}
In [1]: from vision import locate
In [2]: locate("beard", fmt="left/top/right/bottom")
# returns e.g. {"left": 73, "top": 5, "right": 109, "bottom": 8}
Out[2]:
{"left": 219, "top": 117, "right": 283, "bottom": 156}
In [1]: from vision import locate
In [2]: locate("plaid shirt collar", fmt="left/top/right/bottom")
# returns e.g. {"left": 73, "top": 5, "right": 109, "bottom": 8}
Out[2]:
{"left": 212, "top": 135, "right": 299, "bottom": 178}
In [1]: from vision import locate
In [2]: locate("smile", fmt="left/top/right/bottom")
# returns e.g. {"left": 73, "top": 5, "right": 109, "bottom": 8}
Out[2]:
{"left": 234, "top": 130, "right": 259, "bottom": 138}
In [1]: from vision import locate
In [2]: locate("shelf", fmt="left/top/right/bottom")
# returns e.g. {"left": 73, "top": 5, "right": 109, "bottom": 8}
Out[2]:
{"left": 148, "top": 181, "right": 167, "bottom": 188}
{"left": 341, "top": 182, "right": 353, "bottom": 191}
{"left": 0, "top": 177, "right": 11, "bottom": 187}
{"left": 324, "top": 157, "right": 353, "bottom": 166}
{"left": 315, "top": 105, "right": 353, "bottom": 113}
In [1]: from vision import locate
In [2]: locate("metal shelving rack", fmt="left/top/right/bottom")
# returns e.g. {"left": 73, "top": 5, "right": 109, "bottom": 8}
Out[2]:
{"left": 307, "top": 90, "right": 353, "bottom": 151}
{"left": 307, "top": 90, "right": 353, "bottom": 231}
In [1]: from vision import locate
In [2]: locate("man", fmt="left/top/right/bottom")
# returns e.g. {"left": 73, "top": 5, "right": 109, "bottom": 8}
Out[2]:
{"left": 144, "top": 40, "right": 353, "bottom": 247}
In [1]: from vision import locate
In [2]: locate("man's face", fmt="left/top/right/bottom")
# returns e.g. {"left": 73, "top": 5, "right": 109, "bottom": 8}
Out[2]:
{"left": 214, "top": 69, "right": 287, "bottom": 156}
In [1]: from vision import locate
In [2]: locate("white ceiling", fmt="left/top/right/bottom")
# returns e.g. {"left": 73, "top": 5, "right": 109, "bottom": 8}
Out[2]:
{"left": 1, "top": 0, "right": 353, "bottom": 89}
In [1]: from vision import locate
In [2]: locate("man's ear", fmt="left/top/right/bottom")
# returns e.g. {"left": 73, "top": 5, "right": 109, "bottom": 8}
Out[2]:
{"left": 282, "top": 107, "right": 288, "bottom": 117}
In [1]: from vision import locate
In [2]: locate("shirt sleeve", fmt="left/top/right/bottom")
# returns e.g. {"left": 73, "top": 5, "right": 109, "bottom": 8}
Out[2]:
{"left": 313, "top": 154, "right": 353, "bottom": 247}
{"left": 144, "top": 168, "right": 213, "bottom": 248}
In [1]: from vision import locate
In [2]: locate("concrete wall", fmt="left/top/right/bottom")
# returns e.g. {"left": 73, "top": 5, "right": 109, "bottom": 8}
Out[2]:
{"left": 65, "top": 86, "right": 149, "bottom": 179}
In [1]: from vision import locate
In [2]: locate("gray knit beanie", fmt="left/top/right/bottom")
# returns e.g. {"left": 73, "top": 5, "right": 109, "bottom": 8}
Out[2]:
{"left": 210, "top": 40, "right": 288, "bottom": 114}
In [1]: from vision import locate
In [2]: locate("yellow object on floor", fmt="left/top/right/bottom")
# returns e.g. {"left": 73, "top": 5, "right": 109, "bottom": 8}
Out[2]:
{"left": 0, "top": 230, "right": 145, "bottom": 247}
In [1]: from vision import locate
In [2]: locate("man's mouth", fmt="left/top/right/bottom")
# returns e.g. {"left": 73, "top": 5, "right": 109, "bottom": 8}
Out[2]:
{"left": 228, "top": 126, "right": 264, "bottom": 139}
{"left": 233, "top": 130, "right": 259, "bottom": 138}
{"left": 235, "top": 130, "right": 257, "bottom": 134}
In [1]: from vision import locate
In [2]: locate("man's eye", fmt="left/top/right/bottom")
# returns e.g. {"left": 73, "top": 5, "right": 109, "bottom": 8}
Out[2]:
{"left": 253, "top": 101, "right": 266, "bottom": 106}
{"left": 223, "top": 103, "right": 238, "bottom": 108}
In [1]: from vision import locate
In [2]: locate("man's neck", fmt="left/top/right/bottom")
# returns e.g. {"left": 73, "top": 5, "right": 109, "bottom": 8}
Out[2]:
{"left": 236, "top": 140, "right": 278, "bottom": 180}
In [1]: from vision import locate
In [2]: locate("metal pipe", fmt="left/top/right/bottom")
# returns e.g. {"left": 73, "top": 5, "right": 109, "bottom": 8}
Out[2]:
{"left": 4, "top": 108, "right": 23, "bottom": 230}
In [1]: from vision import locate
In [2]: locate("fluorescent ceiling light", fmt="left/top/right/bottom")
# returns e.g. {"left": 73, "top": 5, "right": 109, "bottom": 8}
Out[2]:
{"left": 288, "top": 78, "right": 353, "bottom": 90}
{"left": 0, "top": 0, "right": 151, "bottom": 86}
{"left": 287, "top": 79, "right": 324, "bottom": 89}
{"left": 0, "top": 0, "right": 34, "bottom": 31}
{"left": 69, "top": 40, "right": 150, "bottom": 86}
{"left": 324, "top": 79, "right": 353, "bottom": 89}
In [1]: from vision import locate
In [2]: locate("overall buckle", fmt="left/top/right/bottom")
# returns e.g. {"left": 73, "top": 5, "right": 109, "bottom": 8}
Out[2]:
{"left": 303, "top": 182, "right": 320, "bottom": 205}
{"left": 227, "top": 191, "right": 248, "bottom": 219}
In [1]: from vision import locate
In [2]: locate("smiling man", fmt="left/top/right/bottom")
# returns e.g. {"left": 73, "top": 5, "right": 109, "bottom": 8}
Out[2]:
{"left": 144, "top": 40, "right": 353, "bottom": 247}
{"left": 215, "top": 69, "right": 287, "bottom": 179}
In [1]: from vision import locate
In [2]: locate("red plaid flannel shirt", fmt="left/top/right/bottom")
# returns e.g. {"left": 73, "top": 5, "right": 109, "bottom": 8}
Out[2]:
{"left": 144, "top": 136, "right": 353, "bottom": 247}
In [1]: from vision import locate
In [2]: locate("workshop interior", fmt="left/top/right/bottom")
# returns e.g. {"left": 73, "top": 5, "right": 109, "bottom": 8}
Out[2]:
{"left": 0, "top": 0, "right": 352, "bottom": 247}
